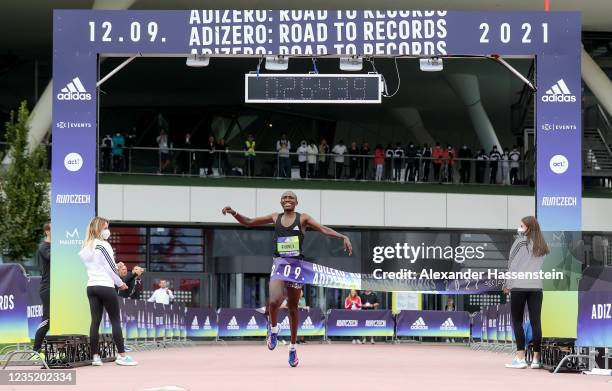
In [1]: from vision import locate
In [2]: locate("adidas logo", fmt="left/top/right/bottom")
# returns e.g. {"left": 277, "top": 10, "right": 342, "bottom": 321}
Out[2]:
{"left": 302, "top": 316, "right": 315, "bottom": 329}
{"left": 203, "top": 316, "right": 212, "bottom": 330}
{"left": 293, "top": 226, "right": 300, "bottom": 231}
{"left": 227, "top": 316, "right": 239, "bottom": 330}
{"left": 440, "top": 318, "right": 457, "bottom": 331}
{"left": 410, "top": 317, "right": 428, "bottom": 330}
{"left": 246, "top": 316, "right": 259, "bottom": 330}
{"left": 280, "top": 316, "right": 290, "bottom": 330}
{"left": 191, "top": 316, "right": 200, "bottom": 330}
{"left": 541, "top": 79, "right": 576, "bottom": 103}
{"left": 57, "top": 77, "right": 92, "bottom": 101}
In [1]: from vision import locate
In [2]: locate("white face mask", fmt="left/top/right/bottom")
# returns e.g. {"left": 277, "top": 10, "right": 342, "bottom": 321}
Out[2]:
{"left": 517, "top": 226, "right": 526, "bottom": 235}
{"left": 101, "top": 229, "right": 111, "bottom": 240}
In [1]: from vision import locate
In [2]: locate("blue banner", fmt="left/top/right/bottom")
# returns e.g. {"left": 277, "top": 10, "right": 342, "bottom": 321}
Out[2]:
{"left": 218, "top": 308, "right": 268, "bottom": 337}
{"left": 0, "top": 264, "right": 30, "bottom": 343}
{"left": 326, "top": 309, "right": 394, "bottom": 337}
{"left": 471, "top": 312, "right": 482, "bottom": 339}
{"left": 186, "top": 308, "right": 218, "bottom": 338}
{"left": 277, "top": 308, "right": 325, "bottom": 337}
{"left": 396, "top": 310, "right": 470, "bottom": 338}
{"left": 26, "top": 277, "right": 43, "bottom": 340}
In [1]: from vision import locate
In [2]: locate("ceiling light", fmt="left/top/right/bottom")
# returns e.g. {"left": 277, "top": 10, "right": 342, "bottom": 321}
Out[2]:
{"left": 186, "top": 55, "right": 210, "bottom": 67}
{"left": 419, "top": 57, "right": 443, "bottom": 72}
{"left": 339, "top": 56, "right": 363, "bottom": 71}
{"left": 265, "top": 56, "right": 289, "bottom": 71}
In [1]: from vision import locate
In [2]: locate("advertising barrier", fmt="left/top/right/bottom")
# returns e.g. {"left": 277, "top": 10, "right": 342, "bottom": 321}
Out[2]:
{"left": 577, "top": 291, "right": 612, "bottom": 347}
{"left": 396, "top": 310, "right": 470, "bottom": 338}
{"left": 0, "top": 264, "right": 30, "bottom": 343}
{"left": 217, "top": 308, "right": 268, "bottom": 337}
{"left": 186, "top": 308, "right": 218, "bottom": 338}
{"left": 26, "top": 276, "right": 43, "bottom": 340}
{"left": 471, "top": 312, "right": 482, "bottom": 340}
{"left": 277, "top": 308, "right": 325, "bottom": 337}
{"left": 326, "top": 310, "right": 394, "bottom": 337}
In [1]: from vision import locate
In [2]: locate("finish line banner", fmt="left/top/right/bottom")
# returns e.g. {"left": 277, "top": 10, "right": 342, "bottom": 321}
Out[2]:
{"left": 326, "top": 309, "right": 394, "bottom": 337}
{"left": 396, "top": 310, "right": 470, "bottom": 338}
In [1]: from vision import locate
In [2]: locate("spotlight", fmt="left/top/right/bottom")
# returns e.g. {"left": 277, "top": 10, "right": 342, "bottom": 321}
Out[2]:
{"left": 419, "top": 57, "right": 443, "bottom": 72}
{"left": 265, "top": 56, "right": 289, "bottom": 71}
{"left": 339, "top": 56, "right": 363, "bottom": 71}
{"left": 186, "top": 55, "right": 210, "bottom": 67}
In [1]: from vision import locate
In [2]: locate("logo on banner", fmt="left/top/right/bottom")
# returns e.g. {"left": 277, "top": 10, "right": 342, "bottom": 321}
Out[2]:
{"left": 59, "top": 228, "right": 83, "bottom": 245}
{"left": 549, "top": 155, "right": 569, "bottom": 174}
{"left": 336, "top": 319, "right": 358, "bottom": 327}
{"left": 541, "top": 123, "right": 577, "bottom": 132}
{"left": 365, "top": 320, "right": 386, "bottom": 327}
{"left": 227, "top": 316, "right": 239, "bottom": 330}
{"left": 57, "top": 77, "right": 92, "bottom": 101}
{"left": 191, "top": 316, "right": 199, "bottom": 330}
{"left": 246, "top": 316, "right": 259, "bottom": 330}
{"left": 203, "top": 316, "right": 212, "bottom": 330}
{"left": 541, "top": 79, "right": 576, "bottom": 103}
{"left": 302, "top": 316, "right": 315, "bottom": 329}
{"left": 279, "top": 316, "right": 290, "bottom": 330}
{"left": 410, "top": 317, "right": 428, "bottom": 330}
{"left": 591, "top": 304, "right": 612, "bottom": 320}
{"left": 55, "top": 194, "right": 91, "bottom": 204}
{"left": 64, "top": 152, "right": 83, "bottom": 172}
{"left": 56, "top": 121, "right": 93, "bottom": 129}
{"left": 440, "top": 318, "right": 457, "bottom": 331}
{"left": 27, "top": 304, "right": 43, "bottom": 318}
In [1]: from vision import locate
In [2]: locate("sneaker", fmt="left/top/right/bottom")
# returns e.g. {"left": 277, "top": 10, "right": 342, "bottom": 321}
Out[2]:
{"left": 267, "top": 327, "right": 278, "bottom": 351}
{"left": 505, "top": 358, "right": 528, "bottom": 369}
{"left": 30, "top": 352, "right": 45, "bottom": 362}
{"left": 288, "top": 348, "right": 299, "bottom": 367}
{"left": 115, "top": 355, "right": 138, "bottom": 366}
{"left": 91, "top": 355, "right": 103, "bottom": 366}
{"left": 371, "top": 337, "right": 375, "bottom": 345}
{"left": 356, "top": 339, "right": 362, "bottom": 344}
{"left": 352, "top": 339, "right": 357, "bottom": 344}
{"left": 530, "top": 360, "right": 542, "bottom": 369}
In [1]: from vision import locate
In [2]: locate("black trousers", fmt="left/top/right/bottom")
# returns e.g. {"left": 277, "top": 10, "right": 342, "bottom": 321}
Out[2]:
{"left": 33, "top": 290, "right": 50, "bottom": 352}
{"left": 510, "top": 290, "right": 543, "bottom": 353}
{"left": 87, "top": 286, "right": 125, "bottom": 355}
{"left": 510, "top": 167, "right": 519, "bottom": 184}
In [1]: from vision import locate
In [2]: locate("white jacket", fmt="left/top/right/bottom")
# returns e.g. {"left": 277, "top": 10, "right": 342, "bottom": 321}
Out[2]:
{"left": 297, "top": 145, "right": 308, "bottom": 162}
{"left": 307, "top": 145, "right": 318, "bottom": 164}
{"left": 78, "top": 239, "right": 123, "bottom": 288}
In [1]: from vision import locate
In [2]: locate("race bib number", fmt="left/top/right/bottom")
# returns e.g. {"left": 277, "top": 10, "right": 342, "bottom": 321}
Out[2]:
{"left": 277, "top": 236, "right": 300, "bottom": 256}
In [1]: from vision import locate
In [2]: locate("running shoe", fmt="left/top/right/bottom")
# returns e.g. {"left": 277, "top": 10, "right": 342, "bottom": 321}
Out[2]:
{"left": 267, "top": 327, "right": 278, "bottom": 350}
{"left": 530, "top": 360, "right": 542, "bottom": 369}
{"left": 115, "top": 355, "right": 138, "bottom": 366}
{"left": 91, "top": 355, "right": 103, "bottom": 366}
{"left": 504, "top": 358, "right": 528, "bottom": 369}
{"left": 288, "top": 348, "right": 299, "bottom": 367}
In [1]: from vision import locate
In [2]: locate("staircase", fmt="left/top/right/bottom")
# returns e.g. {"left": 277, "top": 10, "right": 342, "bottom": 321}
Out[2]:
{"left": 583, "top": 128, "right": 612, "bottom": 176}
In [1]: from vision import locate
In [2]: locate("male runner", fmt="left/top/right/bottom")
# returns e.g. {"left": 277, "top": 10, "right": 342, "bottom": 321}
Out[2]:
{"left": 222, "top": 191, "right": 352, "bottom": 367}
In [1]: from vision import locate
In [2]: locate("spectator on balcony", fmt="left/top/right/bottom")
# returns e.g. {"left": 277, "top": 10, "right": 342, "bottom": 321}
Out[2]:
{"left": 404, "top": 142, "right": 418, "bottom": 183}
{"left": 345, "top": 289, "right": 362, "bottom": 344}
{"left": 458, "top": 145, "right": 473, "bottom": 183}
{"left": 421, "top": 143, "right": 432, "bottom": 182}
{"left": 204, "top": 135, "right": 216, "bottom": 176}
{"left": 112, "top": 131, "right": 125, "bottom": 172}
{"left": 101, "top": 134, "right": 113, "bottom": 172}
{"left": 432, "top": 142, "right": 444, "bottom": 182}
{"left": 332, "top": 140, "right": 347, "bottom": 179}
{"left": 475, "top": 149, "right": 489, "bottom": 183}
{"left": 361, "top": 290, "right": 379, "bottom": 344}
{"left": 318, "top": 139, "right": 330, "bottom": 178}
{"left": 276, "top": 133, "right": 291, "bottom": 178}
{"left": 216, "top": 138, "right": 230, "bottom": 176}
{"left": 178, "top": 132, "right": 193, "bottom": 175}
{"left": 501, "top": 148, "right": 511, "bottom": 185}
{"left": 124, "top": 127, "right": 136, "bottom": 172}
{"left": 489, "top": 146, "right": 502, "bottom": 184}
{"left": 384, "top": 143, "right": 394, "bottom": 181}
{"left": 244, "top": 134, "right": 256, "bottom": 177}
{"left": 446, "top": 144, "right": 456, "bottom": 183}
{"left": 307, "top": 140, "right": 318, "bottom": 178}
{"left": 348, "top": 141, "right": 360, "bottom": 179}
{"left": 297, "top": 140, "right": 308, "bottom": 179}
{"left": 393, "top": 142, "right": 404, "bottom": 182}
{"left": 509, "top": 146, "right": 521, "bottom": 185}
{"left": 360, "top": 142, "right": 370, "bottom": 180}
{"left": 374, "top": 144, "right": 385, "bottom": 181}
{"left": 157, "top": 129, "right": 171, "bottom": 173}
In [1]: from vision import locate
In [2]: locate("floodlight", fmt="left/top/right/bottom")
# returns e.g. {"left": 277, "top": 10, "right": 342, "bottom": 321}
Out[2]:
{"left": 265, "top": 56, "right": 289, "bottom": 71}
{"left": 186, "top": 55, "right": 210, "bottom": 67}
{"left": 339, "top": 56, "right": 363, "bottom": 71}
{"left": 419, "top": 57, "right": 443, "bottom": 72}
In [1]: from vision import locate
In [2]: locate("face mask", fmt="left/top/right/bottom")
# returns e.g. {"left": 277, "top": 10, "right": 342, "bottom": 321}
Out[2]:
{"left": 101, "top": 229, "right": 111, "bottom": 240}
{"left": 517, "top": 226, "right": 526, "bottom": 235}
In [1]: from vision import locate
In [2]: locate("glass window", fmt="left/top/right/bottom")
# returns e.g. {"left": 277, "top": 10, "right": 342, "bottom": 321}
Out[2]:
{"left": 149, "top": 227, "right": 205, "bottom": 272}
{"left": 107, "top": 227, "right": 147, "bottom": 270}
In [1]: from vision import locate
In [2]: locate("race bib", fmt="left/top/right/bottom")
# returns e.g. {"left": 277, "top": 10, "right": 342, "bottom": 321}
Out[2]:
{"left": 277, "top": 236, "right": 300, "bottom": 256}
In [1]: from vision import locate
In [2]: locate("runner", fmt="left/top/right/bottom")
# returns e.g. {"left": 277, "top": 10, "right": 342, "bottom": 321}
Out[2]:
{"left": 222, "top": 191, "right": 352, "bottom": 367}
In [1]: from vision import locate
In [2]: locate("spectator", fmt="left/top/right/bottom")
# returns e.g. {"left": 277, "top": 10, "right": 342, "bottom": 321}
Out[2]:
{"left": 432, "top": 142, "right": 444, "bottom": 182}
{"left": 178, "top": 132, "right": 193, "bottom": 175}
{"left": 276, "top": 133, "right": 291, "bottom": 178}
{"left": 112, "top": 131, "right": 125, "bottom": 172}
{"left": 318, "top": 139, "right": 330, "bottom": 178}
{"left": 244, "top": 134, "right": 256, "bottom": 176}
{"left": 501, "top": 148, "right": 511, "bottom": 185}
{"left": 332, "top": 140, "right": 347, "bottom": 179}
{"left": 446, "top": 144, "right": 456, "bottom": 183}
{"left": 157, "top": 129, "right": 170, "bottom": 173}
{"left": 421, "top": 143, "right": 432, "bottom": 182}
{"left": 509, "top": 146, "right": 521, "bottom": 185}
{"left": 32, "top": 223, "right": 51, "bottom": 354}
{"left": 475, "top": 149, "right": 489, "bottom": 183}
{"left": 345, "top": 289, "right": 362, "bottom": 344}
{"left": 101, "top": 134, "right": 113, "bottom": 172}
{"left": 360, "top": 290, "right": 379, "bottom": 344}
{"left": 374, "top": 144, "right": 385, "bottom": 181}
{"left": 117, "top": 263, "right": 145, "bottom": 299}
{"left": 307, "top": 140, "right": 318, "bottom": 178}
{"left": 297, "top": 140, "right": 308, "bottom": 179}
{"left": 489, "top": 146, "right": 501, "bottom": 184}
{"left": 404, "top": 142, "right": 417, "bottom": 182}
{"left": 458, "top": 145, "right": 473, "bottom": 183}
{"left": 445, "top": 297, "right": 455, "bottom": 311}
{"left": 204, "top": 135, "right": 216, "bottom": 176}
{"left": 360, "top": 142, "right": 370, "bottom": 180}
{"left": 217, "top": 138, "right": 230, "bottom": 176}
{"left": 384, "top": 143, "right": 394, "bottom": 180}
{"left": 147, "top": 280, "right": 174, "bottom": 305}
{"left": 124, "top": 127, "right": 136, "bottom": 172}
{"left": 348, "top": 141, "right": 360, "bottom": 179}
{"left": 393, "top": 142, "right": 404, "bottom": 182}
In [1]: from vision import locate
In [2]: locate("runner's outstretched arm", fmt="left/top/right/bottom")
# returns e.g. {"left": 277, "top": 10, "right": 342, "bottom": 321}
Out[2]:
{"left": 302, "top": 213, "right": 352, "bottom": 255}
{"left": 222, "top": 206, "right": 276, "bottom": 227}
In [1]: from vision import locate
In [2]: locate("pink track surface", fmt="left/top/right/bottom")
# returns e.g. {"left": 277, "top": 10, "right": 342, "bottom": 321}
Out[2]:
{"left": 5, "top": 343, "right": 612, "bottom": 391}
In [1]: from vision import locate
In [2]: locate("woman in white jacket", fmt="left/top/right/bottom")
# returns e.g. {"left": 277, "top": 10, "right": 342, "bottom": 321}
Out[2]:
{"left": 78, "top": 217, "right": 138, "bottom": 366}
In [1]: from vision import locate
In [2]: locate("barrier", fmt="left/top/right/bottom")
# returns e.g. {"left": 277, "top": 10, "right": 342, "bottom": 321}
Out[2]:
{"left": 186, "top": 308, "right": 218, "bottom": 338}
{"left": 396, "top": 310, "right": 470, "bottom": 338}
{"left": 26, "top": 276, "right": 42, "bottom": 340}
{"left": 278, "top": 308, "right": 325, "bottom": 337}
{"left": 0, "top": 264, "right": 30, "bottom": 344}
{"left": 326, "top": 310, "right": 394, "bottom": 337}
{"left": 217, "top": 308, "right": 268, "bottom": 338}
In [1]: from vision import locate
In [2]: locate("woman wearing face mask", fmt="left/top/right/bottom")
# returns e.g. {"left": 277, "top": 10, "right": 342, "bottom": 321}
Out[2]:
{"left": 78, "top": 217, "right": 138, "bottom": 366}
{"left": 503, "top": 216, "right": 549, "bottom": 369}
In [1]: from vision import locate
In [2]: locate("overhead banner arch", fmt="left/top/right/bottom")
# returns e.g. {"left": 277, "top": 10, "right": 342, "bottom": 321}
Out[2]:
{"left": 51, "top": 10, "right": 581, "bottom": 335}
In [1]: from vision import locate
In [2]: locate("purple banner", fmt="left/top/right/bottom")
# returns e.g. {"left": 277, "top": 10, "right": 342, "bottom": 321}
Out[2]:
{"left": 218, "top": 308, "right": 268, "bottom": 337}
{"left": 0, "top": 264, "right": 29, "bottom": 343}
{"left": 186, "top": 308, "right": 218, "bottom": 338}
{"left": 577, "top": 291, "right": 612, "bottom": 347}
{"left": 326, "top": 309, "right": 394, "bottom": 337}
{"left": 396, "top": 310, "right": 470, "bottom": 338}
{"left": 277, "top": 307, "right": 325, "bottom": 337}
{"left": 26, "top": 277, "right": 43, "bottom": 340}
{"left": 471, "top": 312, "right": 482, "bottom": 339}
{"left": 486, "top": 305, "right": 498, "bottom": 342}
